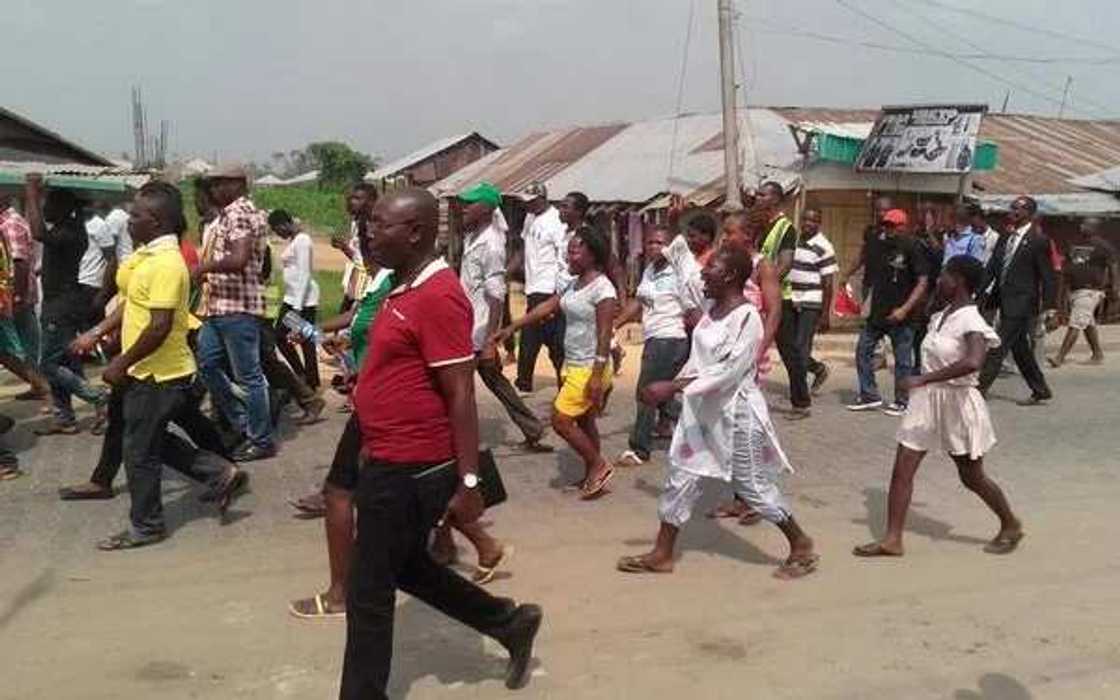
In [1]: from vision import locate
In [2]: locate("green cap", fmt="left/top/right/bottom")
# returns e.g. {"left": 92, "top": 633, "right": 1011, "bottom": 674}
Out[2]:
{"left": 458, "top": 181, "right": 502, "bottom": 208}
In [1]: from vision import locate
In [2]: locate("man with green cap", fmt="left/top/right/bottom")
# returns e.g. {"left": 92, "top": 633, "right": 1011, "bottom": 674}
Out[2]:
{"left": 458, "top": 182, "right": 550, "bottom": 453}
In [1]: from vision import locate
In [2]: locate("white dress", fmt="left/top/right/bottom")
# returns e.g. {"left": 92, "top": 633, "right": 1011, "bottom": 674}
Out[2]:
{"left": 659, "top": 303, "right": 794, "bottom": 527}
{"left": 896, "top": 304, "right": 1000, "bottom": 459}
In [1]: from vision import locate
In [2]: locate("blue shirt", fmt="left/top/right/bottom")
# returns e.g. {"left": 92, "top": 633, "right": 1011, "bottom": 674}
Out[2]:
{"left": 943, "top": 230, "right": 986, "bottom": 264}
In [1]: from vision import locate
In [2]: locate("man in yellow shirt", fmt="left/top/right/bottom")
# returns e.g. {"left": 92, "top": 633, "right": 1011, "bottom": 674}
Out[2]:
{"left": 98, "top": 182, "right": 248, "bottom": 551}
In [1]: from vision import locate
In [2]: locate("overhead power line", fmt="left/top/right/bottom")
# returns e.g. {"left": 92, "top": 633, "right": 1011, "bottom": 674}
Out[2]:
{"left": 833, "top": 0, "right": 1111, "bottom": 117}
{"left": 747, "top": 20, "right": 1120, "bottom": 66}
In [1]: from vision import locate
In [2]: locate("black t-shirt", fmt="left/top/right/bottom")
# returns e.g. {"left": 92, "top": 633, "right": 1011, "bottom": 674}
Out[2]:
{"left": 864, "top": 230, "right": 931, "bottom": 323}
{"left": 1066, "top": 237, "right": 1115, "bottom": 291}
{"left": 39, "top": 216, "right": 86, "bottom": 322}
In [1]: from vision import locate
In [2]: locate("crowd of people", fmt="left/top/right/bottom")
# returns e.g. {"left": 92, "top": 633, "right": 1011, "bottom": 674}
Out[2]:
{"left": 0, "top": 166, "right": 1116, "bottom": 698}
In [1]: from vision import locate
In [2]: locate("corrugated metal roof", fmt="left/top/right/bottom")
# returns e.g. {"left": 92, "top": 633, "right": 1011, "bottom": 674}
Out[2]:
{"left": 1069, "top": 165, "right": 1120, "bottom": 193}
{"left": 0, "top": 106, "right": 113, "bottom": 166}
{"left": 0, "top": 160, "right": 149, "bottom": 190}
{"left": 977, "top": 192, "right": 1120, "bottom": 216}
{"left": 793, "top": 121, "right": 874, "bottom": 140}
{"left": 366, "top": 132, "right": 497, "bottom": 181}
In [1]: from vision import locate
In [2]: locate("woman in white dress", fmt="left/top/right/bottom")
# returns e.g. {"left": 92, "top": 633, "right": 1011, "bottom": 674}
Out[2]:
{"left": 617, "top": 245, "right": 819, "bottom": 578}
{"left": 854, "top": 256, "right": 1024, "bottom": 557}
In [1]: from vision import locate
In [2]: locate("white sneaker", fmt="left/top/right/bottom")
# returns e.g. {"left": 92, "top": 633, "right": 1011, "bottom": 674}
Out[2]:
{"left": 881, "top": 401, "right": 909, "bottom": 417}
{"left": 845, "top": 398, "right": 883, "bottom": 411}
{"left": 616, "top": 450, "right": 646, "bottom": 467}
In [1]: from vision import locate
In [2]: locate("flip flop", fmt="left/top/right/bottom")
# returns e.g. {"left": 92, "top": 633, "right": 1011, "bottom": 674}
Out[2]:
{"left": 97, "top": 530, "right": 166, "bottom": 551}
{"left": 983, "top": 530, "right": 1024, "bottom": 555}
{"left": 616, "top": 555, "right": 672, "bottom": 574}
{"left": 852, "top": 542, "right": 903, "bottom": 558}
{"left": 774, "top": 554, "right": 820, "bottom": 579}
{"left": 0, "top": 467, "right": 24, "bottom": 481}
{"left": 580, "top": 466, "right": 614, "bottom": 500}
{"left": 706, "top": 502, "right": 748, "bottom": 519}
{"left": 738, "top": 511, "right": 763, "bottom": 526}
{"left": 288, "top": 592, "right": 346, "bottom": 620}
{"left": 58, "top": 484, "right": 114, "bottom": 500}
{"left": 472, "top": 545, "right": 514, "bottom": 585}
{"left": 287, "top": 493, "right": 327, "bottom": 518}
{"left": 34, "top": 422, "right": 80, "bottom": 436}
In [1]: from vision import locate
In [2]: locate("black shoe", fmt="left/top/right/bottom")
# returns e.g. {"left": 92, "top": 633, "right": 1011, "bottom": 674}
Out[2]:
{"left": 232, "top": 443, "right": 277, "bottom": 463}
{"left": 810, "top": 364, "right": 831, "bottom": 395}
{"left": 0, "top": 414, "right": 14, "bottom": 435}
{"left": 497, "top": 603, "right": 543, "bottom": 690}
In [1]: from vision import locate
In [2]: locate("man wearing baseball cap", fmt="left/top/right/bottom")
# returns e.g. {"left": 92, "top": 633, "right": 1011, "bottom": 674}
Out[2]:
{"left": 847, "top": 208, "right": 931, "bottom": 416}
{"left": 511, "top": 181, "right": 566, "bottom": 393}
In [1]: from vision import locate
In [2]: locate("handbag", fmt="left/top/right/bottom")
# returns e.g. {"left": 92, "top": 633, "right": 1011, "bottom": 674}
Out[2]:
{"left": 413, "top": 449, "right": 507, "bottom": 509}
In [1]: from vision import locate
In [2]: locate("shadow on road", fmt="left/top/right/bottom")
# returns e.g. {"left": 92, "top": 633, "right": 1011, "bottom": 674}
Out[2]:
{"left": 388, "top": 595, "right": 531, "bottom": 697}
{"left": 0, "top": 568, "right": 54, "bottom": 631}
{"left": 853, "top": 487, "right": 990, "bottom": 546}
{"left": 953, "top": 672, "right": 1033, "bottom": 699}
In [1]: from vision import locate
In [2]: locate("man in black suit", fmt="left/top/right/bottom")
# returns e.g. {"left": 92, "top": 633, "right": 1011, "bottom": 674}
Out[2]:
{"left": 978, "top": 196, "right": 1057, "bottom": 404}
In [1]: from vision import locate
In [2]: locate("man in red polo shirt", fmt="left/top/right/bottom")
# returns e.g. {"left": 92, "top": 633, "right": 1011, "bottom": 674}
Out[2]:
{"left": 341, "top": 188, "right": 542, "bottom": 700}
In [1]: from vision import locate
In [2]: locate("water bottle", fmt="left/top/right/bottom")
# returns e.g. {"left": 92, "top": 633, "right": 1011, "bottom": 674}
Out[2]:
{"left": 281, "top": 310, "right": 358, "bottom": 377}
{"left": 280, "top": 310, "right": 323, "bottom": 344}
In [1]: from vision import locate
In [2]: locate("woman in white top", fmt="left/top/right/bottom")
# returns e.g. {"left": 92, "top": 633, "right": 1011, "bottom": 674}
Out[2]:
{"left": 854, "top": 256, "right": 1023, "bottom": 558}
{"left": 617, "top": 246, "right": 818, "bottom": 578}
{"left": 614, "top": 226, "right": 695, "bottom": 466}
{"left": 495, "top": 227, "right": 618, "bottom": 500}
{"left": 268, "top": 209, "right": 321, "bottom": 388}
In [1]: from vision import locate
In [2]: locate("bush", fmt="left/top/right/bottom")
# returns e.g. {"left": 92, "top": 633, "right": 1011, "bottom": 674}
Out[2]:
{"left": 178, "top": 179, "right": 349, "bottom": 239}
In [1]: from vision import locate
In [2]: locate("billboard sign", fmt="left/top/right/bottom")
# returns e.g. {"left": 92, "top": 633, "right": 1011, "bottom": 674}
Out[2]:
{"left": 856, "top": 104, "right": 987, "bottom": 173}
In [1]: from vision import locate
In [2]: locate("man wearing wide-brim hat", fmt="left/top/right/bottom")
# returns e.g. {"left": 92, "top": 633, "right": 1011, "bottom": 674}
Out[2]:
{"left": 195, "top": 163, "right": 276, "bottom": 462}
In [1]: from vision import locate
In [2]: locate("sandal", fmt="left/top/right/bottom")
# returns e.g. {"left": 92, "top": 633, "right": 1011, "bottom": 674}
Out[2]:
{"left": 983, "top": 530, "right": 1024, "bottom": 555}
{"left": 289, "top": 592, "right": 346, "bottom": 620}
{"left": 472, "top": 545, "right": 513, "bottom": 585}
{"left": 774, "top": 553, "right": 820, "bottom": 580}
{"left": 34, "top": 421, "right": 80, "bottom": 436}
{"left": 616, "top": 555, "right": 673, "bottom": 574}
{"left": 0, "top": 466, "right": 24, "bottom": 481}
{"left": 579, "top": 465, "right": 614, "bottom": 500}
{"left": 97, "top": 530, "right": 166, "bottom": 551}
{"left": 852, "top": 542, "right": 903, "bottom": 558}
{"left": 288, "top": 493, "right": 327, "bottom": 518}
{"left": 58, "top": 483, "right": 115, "bottom": 500}
{"left": 706, "top": 500, "right": 748, "bottom": 520}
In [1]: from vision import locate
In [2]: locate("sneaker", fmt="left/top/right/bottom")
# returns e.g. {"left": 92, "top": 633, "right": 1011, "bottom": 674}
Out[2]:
{"left": 785, "top": 407, "right": 812, "bottom": 421}
{"left": 810, "top": 364, "right": 831, "bottom": 395}
{"left": 616, "top": 449, "right": 646, "bottom": 467}
{"left": 845, "top": 397, "right": 883, "bottom": 411}
{"left": 231, "top": 443, "right": 278, "bottom": 463}
{"left": 881, "top": 401, "right": 908, "bottom": 417}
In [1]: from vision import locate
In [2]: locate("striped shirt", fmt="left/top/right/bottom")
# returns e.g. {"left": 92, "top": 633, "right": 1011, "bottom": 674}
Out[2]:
{"left": 789, "top": 231, "right": 838, "bottom": 308}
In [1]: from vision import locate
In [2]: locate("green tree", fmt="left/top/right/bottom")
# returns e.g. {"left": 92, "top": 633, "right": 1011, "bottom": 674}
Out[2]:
{"left": 306, "top": 141, "right": 374, "bottom": 189}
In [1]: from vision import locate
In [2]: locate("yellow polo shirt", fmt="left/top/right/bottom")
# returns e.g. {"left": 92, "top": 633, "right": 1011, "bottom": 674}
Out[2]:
{"left": 117, "top": 235, "right": 196, "bottom": 382}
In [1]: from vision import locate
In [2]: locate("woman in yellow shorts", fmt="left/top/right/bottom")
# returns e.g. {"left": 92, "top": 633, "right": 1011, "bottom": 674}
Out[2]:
{"left": 495, "top": 227, "right": 618, "bottom": 499}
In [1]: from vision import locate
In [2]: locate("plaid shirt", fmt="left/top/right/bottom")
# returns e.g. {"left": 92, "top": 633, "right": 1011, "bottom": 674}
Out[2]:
{"left": 0, "top": 207, "right": 36, "bottom": 305}
{"left": 200, "top": 196, "right": 267, "bottom": 317}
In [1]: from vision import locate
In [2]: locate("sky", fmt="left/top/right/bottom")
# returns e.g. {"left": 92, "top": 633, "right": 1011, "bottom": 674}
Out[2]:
{"left": 6, "top": 0, "right": 1118, "bottom": 167}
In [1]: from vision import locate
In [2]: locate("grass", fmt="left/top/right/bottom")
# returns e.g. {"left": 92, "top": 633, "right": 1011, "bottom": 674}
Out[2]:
{"left": 178, "top": 179, "right": 349, "bottom": 240}
{"left": 313, "top": 269, "right": 345, "bottom": 316}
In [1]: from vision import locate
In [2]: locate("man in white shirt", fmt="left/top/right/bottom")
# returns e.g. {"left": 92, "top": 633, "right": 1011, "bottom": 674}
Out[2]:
{"left": 512, "top": 182, "right": 566, "bottom": 393}
{"left": 332, "top": 183, "right": 377, "bottom": 314}
{"left": 458, "top": 183, "right": 550, "bottom": 451}
{"left": 79, "top": 203, "right": 120, "bottom": 322}
{"left": 969, "top": 203, "right": 1000, "bottom": 265}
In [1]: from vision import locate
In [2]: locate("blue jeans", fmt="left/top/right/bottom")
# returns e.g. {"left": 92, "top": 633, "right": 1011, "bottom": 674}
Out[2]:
{"left": 856, "top": 322, "right": 915, "bottom": 406}
{"left": 13, "top": 307, "right": 40, "bottom": 368}
{"left": 198, "top": 314, "right": 273, "bottom": 449}
{"left": 41, "top": 315, "right": 107, "bottom": 423}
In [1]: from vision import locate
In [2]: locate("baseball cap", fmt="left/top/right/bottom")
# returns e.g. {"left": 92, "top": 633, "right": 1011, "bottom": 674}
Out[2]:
{"left": 882, "top": 209, "right": 909, "bottom": 227}
{"left": 516, "top": 181, "right": 548, "bottom": 203}
{"left": 458, "top": 182, "right": 502, "bottom": 208}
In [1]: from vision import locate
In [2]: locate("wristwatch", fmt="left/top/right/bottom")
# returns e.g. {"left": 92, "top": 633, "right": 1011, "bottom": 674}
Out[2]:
{"left": 462, "top": 473, "right": 480, "bottom": 489}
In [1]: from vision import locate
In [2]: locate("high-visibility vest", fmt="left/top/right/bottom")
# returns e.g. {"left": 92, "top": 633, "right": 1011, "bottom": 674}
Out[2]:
{"left": 761, "top": 215, "right": 795, "bottom": 300}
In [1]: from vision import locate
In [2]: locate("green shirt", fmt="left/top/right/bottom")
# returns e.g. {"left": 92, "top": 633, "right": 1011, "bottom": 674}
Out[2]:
{"left": 349, "top": 269, "right": 395, "bottom": 367}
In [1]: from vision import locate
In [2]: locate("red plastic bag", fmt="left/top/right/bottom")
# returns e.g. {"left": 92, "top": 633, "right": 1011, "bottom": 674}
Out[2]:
{"left": 834, "top": 283, "right": 861, "bottom": 318}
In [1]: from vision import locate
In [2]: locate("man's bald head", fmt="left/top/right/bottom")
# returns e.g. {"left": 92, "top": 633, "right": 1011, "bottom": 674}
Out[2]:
{"left": 382, "top": 187, "right": 438, "bottom": 246}
{"left": 367, "top": 187, "right": 441, "bottom": 270}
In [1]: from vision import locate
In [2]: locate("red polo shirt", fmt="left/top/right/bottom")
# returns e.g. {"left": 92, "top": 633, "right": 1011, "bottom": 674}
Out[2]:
{"left": 353, "top": 259, "right": 475, "bottom": 463}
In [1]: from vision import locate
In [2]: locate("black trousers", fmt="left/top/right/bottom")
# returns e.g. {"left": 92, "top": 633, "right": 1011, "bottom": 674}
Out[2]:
{"left": 259, "top": 317, "right": 317, "bottom": 411}
{"left": 91, "top": 378, "right": 230, "bottom": 489}
{"left": 516, "top": 292, "right": 564, "bottom": 391}
{"left": 123, "top": 378, "right": 225, "bottom": 536}
{"left": 276, "top": 303, "right": 320, "bottom": 389}
{"left": 325, "top": 415, "right": 362, "bottom": 491}
{"left": 776, "top": 301, "right": 823, "bottom": 409}
{"left": 477, "top": 358, "right": 544, "bottom": 442}
{"left": 978, "top": 314, "right": 1052, "bottom": 399}
{"left": 341, "top": 459, "right": 517, "bottom": 700}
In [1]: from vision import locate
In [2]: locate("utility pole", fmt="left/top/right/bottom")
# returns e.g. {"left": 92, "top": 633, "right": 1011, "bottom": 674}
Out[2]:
{"left": 1059, "top": 76, "right": 1073, "bottom": 118}
{"left": 717, "top": 0, "right": 742, "bottom": 211}
{"left": 1000, "top": 90, "right": 1010, "bottom": 113}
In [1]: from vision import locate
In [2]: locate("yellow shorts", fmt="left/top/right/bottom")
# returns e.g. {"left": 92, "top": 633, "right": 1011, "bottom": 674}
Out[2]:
{"left": 553, "top": 365, "right": 613, "bottom": 418}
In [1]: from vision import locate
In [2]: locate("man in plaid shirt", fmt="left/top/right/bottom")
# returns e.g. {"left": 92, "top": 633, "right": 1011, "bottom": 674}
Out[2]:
{"left": 196, "top": 164, "right": 275, "bottom": 461}
{"left": 0, "top": 197, "right": 43, "bottom": 398}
